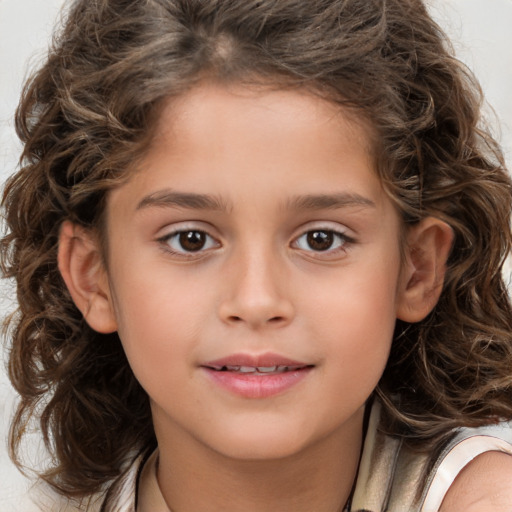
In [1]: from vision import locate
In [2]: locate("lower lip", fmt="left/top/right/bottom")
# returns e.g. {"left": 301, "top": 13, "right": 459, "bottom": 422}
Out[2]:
{"left": 202, "top": 367, "right": 313, "bottom": 398}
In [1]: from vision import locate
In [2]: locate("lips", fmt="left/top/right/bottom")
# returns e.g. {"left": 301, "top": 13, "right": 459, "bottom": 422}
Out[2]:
{"left": 201, "top": 353, "right": 314, "bottom": 398}
{"left": 207, "top": 364, "right": 305, "bottom": 375}
{"left": 204, "top": 353, "right": 310, "bottom": 369}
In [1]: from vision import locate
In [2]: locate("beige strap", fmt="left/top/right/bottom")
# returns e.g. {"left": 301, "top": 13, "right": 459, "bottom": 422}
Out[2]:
{"left": 101, "top": 452, "right": 146, "bottom": 512}
{"left": 349, "top": 402, "right": 512, "bottom": 512}
{"left": 136, "top": 450, "right": 172, "bottom": 512}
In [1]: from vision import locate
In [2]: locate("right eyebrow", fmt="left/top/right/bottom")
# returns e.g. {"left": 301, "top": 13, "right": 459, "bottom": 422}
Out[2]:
{"left": 136, "top": 190, "right": 231, "bottom": 212}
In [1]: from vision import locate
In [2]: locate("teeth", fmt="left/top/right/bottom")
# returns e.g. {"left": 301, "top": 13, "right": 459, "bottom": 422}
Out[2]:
{"left": 208, "top": 363, "right": 308, "bottom": 374}
{"left": 217, "top": 365, "right": 298, "bottom": 374}
{"left": 257, "top": 366, "right": 278, "bottom": 373}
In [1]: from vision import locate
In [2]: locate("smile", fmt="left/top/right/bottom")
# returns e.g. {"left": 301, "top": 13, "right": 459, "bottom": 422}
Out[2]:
{"left": 201, "top": 353, "right": 314, "bottom": 398}
{"left": 207, "top": 364, "right": 308, "bottom": 375}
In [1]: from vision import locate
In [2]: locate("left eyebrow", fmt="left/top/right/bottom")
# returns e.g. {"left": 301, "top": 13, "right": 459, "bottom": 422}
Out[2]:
{"left": 136, "top": 190, "right": 231, "bottom": 212}
{"left": 285, "top": 193, "right": 376, "bottom": 211}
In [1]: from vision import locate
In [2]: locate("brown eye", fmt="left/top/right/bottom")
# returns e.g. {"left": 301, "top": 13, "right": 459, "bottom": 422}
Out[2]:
{"left": 306, "top": 231, "right": 334, "bottom": 251}
{"left": 293, "top": 229, "right": 350, "bottom": 254}
{"left": 162, "top": 230, "right": 218, "bottom": 254}
{"left": 179, "top": 231, "right": 207, "bottom": 252}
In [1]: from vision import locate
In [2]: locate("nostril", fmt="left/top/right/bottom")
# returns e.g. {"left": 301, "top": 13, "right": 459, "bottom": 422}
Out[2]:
{"left": 227, "top": 315, "right": 285, "bottom": 325}
{"left": 219, "top": 296, "right": 294, "bottom": 328}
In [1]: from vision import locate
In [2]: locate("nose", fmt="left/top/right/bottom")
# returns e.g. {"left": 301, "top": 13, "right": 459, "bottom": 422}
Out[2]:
{"left": 218, "top": 249, "right": 295, "bottom": 329}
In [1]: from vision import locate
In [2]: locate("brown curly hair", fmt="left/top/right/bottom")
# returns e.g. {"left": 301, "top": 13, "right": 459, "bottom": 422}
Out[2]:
{"left": 2, "top": 0, "right": 512, "bottom": 500}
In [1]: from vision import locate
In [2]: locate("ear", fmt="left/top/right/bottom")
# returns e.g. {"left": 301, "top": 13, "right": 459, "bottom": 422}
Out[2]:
{"left": 58, "top": 220, "right": 118, "bottom": 333}
{"left": 396, "top": 217, "right": 454, "bottom": 323}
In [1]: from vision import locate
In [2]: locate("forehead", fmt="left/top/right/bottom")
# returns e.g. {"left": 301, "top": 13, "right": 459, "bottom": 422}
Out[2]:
{"left": 153, "top": 83, "right": 375, "bottom": 156}
{"left": 108, "top": 83, "right": 387, "bottom": 217}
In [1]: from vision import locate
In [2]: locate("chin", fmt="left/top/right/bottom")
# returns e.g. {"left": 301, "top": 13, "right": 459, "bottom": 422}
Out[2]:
{"left": 206, "top": 421, "right": 316, "bottom": 462}
{"left": 215, "top": 439, "right": 307, "bottom": 462}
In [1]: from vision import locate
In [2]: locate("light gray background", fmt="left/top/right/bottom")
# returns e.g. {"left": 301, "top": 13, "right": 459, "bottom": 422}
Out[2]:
{"left": 1, "top": 1, "right": 512, "bottom": 510}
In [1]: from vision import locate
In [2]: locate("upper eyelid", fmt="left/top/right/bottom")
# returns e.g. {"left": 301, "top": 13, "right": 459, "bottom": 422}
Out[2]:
{"left": 292, "top": 229, "right": 352, "bottom": 245}
{"left": 158, "top": 228, "right": 220, "bottom": 244}
{"left": 155, "top": 220, "right": 219, "bottom": 238}
{"left": 291, "top": 221, "right": 353, "bottom": 239}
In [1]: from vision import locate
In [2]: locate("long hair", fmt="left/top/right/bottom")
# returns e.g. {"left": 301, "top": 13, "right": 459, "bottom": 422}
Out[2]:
{"left": 2, "top": 0, "right": 512, "bottom": 498}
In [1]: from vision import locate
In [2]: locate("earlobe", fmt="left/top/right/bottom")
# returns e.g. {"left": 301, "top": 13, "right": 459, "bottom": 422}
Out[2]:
{"left": 396, "top": 217, "right": 454, "bottom": 323}
{"left": 58, "top": 221, "right": 118, "bottom": 333}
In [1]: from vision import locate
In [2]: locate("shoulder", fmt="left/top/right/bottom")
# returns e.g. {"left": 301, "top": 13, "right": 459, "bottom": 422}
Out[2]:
{"left": 440, "top": 451, "right": 512, "bottom": 512}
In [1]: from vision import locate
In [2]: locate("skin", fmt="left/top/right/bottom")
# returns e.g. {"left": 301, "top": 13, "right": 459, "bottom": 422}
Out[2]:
{"left": 59, "top": 84, "right": 456, "bottom": 511}
{"left": 440, "top": 452, "right": 512, "bottom": 511}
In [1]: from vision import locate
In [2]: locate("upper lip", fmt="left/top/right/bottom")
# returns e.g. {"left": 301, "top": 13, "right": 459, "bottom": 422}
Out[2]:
{"left": 202, "top": 352, "right": 311, "bottom": 370}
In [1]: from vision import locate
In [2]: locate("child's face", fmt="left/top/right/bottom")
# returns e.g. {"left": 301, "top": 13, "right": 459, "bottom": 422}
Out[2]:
{"left": 100, "top": 84, "right": 410, "bottom": 460}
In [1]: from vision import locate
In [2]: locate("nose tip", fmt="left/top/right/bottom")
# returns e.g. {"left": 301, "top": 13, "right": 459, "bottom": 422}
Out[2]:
{"left": 218, "top": 261, "right": 295, "bottom": 329}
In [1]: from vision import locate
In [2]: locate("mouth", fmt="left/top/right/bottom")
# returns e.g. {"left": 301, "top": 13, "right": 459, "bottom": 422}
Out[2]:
{"left": 205, "top": 364, "right": 312, "bottom": 375}
{"left": 201, "top": 353, "right": 314, "bottom": 398}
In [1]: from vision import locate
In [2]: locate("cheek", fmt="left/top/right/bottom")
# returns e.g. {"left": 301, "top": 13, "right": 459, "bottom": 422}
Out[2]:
{"left": 306, "top": 254, "right": 401, "bottom": 327}
{"left": 307, "top": 263, "right": 400, "bottom": 383}
{"left": 107, "top": 269, "right": 212, "bottom": 381}
{"left": 110, "top": 258, "right": 212, "bottom": 329}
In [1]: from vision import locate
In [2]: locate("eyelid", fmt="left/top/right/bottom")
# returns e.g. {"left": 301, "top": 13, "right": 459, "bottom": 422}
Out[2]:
{"left": 291, "top": 221, "right": 354, "bottom": 240}
{"left": 155, "top": 220, "right": 219, "bottom": 240}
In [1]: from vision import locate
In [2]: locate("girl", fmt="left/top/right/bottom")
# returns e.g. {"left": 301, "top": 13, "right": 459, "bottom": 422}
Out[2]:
{"left": 2, "top": 0, "right": 512, "bottom": 510}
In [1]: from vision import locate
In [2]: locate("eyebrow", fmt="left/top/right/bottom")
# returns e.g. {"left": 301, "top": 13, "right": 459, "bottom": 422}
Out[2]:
{"left": 286, "top": 193, "right": 376, "bottom": 211}
{"left": 136, "top": 190, "right": 375, "bottom": 213}
{"left": 136, "top": 190, "right": 230, "bottom": 212}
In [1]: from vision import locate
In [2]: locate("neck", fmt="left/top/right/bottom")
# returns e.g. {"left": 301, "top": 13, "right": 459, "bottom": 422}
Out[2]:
{"left": 153, "top": 410, "right": 364, "bottom": 512}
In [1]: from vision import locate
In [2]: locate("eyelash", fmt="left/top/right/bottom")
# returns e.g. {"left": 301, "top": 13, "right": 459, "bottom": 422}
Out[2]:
{"left": 157, "top": 227, "right": 355, "bottom": 258}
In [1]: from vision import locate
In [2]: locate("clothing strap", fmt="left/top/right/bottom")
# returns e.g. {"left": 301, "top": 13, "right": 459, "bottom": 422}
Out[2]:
{"left": 349, "top": 402, "right": 512, "bottom": 512}
{"left": 101, "top": 452, "right": 147, "bottom": 512}
{"left": 349, "top": 401, "right": 427, "bottom": 512}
